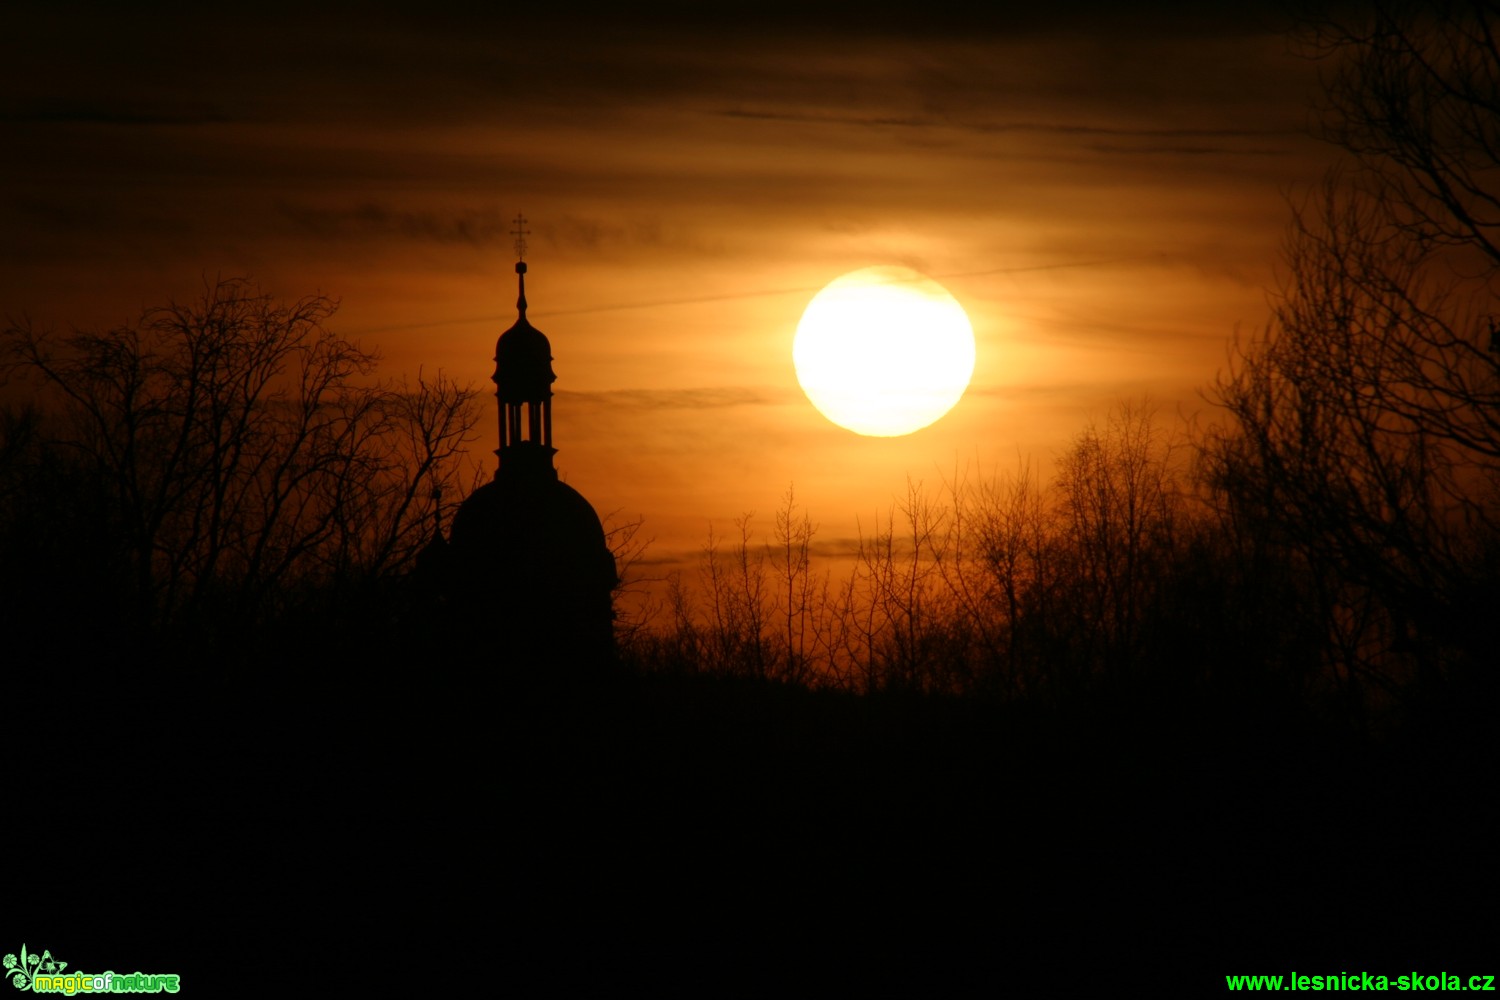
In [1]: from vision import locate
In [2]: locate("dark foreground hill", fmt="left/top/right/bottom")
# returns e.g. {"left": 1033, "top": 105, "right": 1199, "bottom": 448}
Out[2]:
{"left": 7, "top": 659, "right": 1496, "bottom": 995}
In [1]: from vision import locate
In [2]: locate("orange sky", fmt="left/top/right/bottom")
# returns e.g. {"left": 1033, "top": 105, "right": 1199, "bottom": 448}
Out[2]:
{"left": 2, "top": 4, "right": 1339, "bottom": 590}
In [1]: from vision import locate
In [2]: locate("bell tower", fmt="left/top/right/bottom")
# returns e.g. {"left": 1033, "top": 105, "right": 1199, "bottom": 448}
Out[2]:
{"left": 445, "top": 212, "right": 620, "bottom": 669}
{"left": 494, "top": 213, "right": 558, "bottom": 480}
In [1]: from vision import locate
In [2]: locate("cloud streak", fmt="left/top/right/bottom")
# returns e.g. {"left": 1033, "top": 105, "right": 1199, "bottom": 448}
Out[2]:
{"left": 0, "top": 101, "right": 233, "bottom": 126}
{"left": 277, "top": 203, "right": 514, "bottom": 248}
{"left": 716, "top": 107, "right": 1293, "bottom": 140}
{"left": 558, "top": 387, "right": 796, "bottom": 411}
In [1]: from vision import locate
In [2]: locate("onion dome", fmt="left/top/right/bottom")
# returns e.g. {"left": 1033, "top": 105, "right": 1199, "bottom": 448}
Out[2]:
{"left": 493, "top": 261, "right": 556, "bottom": 405}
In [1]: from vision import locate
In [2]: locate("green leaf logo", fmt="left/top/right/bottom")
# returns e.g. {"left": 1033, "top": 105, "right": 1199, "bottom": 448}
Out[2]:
{"left": 4, "top": 945, "right": 65, "bottom": 991}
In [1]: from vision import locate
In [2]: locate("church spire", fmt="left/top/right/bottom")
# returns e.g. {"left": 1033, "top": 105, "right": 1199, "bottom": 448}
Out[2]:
{"left": 493, "top": 211, "right": 557, "bottom": 480}
{"left": 512, "top": 212, "right": 530, "bottom": 315}
{"left": 445, "top": 215, "right": 619, "bottom": 668}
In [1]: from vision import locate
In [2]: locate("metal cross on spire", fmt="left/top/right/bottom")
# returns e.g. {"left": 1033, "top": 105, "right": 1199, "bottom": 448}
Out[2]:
{"left": 511, "top": 212, "right": 531, "bottom": 262}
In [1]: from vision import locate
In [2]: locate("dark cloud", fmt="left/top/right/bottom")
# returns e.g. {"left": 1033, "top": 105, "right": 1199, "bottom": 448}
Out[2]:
{"left": 354, "top": 1, "right": 1298, "bottom": 45}
{"left": 0, "top": 101, "right": 233, "bottom": 126}
{"left": 1083, "top": 142, "right": 1291, "bottom": 156}
{"left": 717, "top": 108, "right": 1291, "bottom": 139}
{"left": 3, "top": 2, "right": 1309, "bottom": 131}
{"left": 277, "top": 206, "right": 690, "bottom": 255}
{"left": 277, "top": 202, "right": 514, "bottom": 247}
{"left": 716, "top": 108, "right": 1301, "bottom": 160}
{"left": 558, "top": 387, "right": 795, "bottom": 410}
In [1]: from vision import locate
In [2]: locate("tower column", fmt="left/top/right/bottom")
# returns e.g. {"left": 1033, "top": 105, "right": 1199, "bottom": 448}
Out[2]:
{"left": 492, "top": 217, "right": 558, "bottom": 481}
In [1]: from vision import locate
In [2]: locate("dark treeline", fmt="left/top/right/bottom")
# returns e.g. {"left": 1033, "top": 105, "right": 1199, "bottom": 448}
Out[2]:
{"left": 626, "top": 410, "right": 1328, "bottom": 709}
{"left": 620, "top": 391, "right": 1493, "bottom": 729}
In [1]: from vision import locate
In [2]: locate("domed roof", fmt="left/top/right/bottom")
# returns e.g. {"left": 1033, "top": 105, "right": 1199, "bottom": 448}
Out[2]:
{"left": 494, "top": 314, "right": 555, "bottom": 404}
{"left": 493, "top": 260, "right": 556, "bottom": 404}
{"left": 449, "top": 474, "right": 617, "bottom": 595}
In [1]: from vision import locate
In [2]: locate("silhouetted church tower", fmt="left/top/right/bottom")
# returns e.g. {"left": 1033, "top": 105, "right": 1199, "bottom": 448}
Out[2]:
{"left": 447, "top": 215, "right": 618, "bottom": 667}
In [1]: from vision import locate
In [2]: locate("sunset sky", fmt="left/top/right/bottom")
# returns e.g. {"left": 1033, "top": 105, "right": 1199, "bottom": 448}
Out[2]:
{"left": 2, "top": 3, "right": 1338, "bottom": 581}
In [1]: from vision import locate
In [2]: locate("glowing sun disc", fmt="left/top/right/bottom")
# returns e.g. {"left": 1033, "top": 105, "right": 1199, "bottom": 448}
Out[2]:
{"left": 793, "top": 266, "right": 976, "bottom": 437}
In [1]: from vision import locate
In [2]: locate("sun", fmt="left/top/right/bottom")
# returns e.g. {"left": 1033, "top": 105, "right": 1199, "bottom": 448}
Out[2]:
{"left": 793, "top": 266, "right": 976, "bottom": 437}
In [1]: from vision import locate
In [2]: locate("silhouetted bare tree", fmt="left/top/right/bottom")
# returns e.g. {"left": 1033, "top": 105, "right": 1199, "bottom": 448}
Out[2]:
{"left": 1306, "top": 1, "right": 1500, "bottom": 269}
{"left": 1054, "top": 402, "right": 1181, "bottom": 689}
{"left": 2, "top": 279, "right": 479, "bottom": 644}
{"left": 605, "top": 509, "right": 656, "bottom": 646}
{"left": 1206, "top": 2, "right": 1500, "bottom": 694}
{"left": 771, "top": 486, "right": 818, "bottom": 686}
